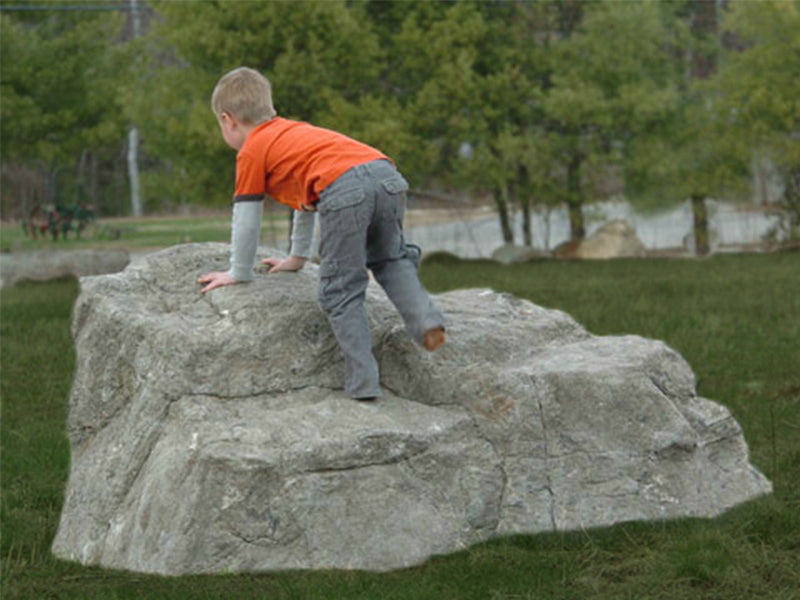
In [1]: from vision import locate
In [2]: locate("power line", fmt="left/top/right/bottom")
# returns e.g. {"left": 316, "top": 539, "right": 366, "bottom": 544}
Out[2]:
{"left": 0, "top": 3, "right": 134, "bottom": 11}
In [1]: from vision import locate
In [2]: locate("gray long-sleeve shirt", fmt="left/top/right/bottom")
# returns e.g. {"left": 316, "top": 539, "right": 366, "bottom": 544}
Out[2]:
{"left": 228, "top": 202, "right": 315, "bottom": 281}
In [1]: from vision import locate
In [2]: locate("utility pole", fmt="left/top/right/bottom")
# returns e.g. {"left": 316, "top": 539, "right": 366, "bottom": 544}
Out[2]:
{"left": 127, "top": 0, "right": 143, "bottom": 217}
{"left": 687, "top": 0, "right": 719, "bottom": 256}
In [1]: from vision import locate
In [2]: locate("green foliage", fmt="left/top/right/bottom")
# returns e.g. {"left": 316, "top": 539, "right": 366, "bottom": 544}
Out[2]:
{"left": 119, "top": 57, "right": 230, "bottom": 207}
{"left": 0, "top": 9, "right": 127, "bottom": 163}
{"left": 543, "top": 0, "right": 689, "bottom": 221}
{"left": 716, "top": 0, "right": 800, "bottom": 157}
{"left": 624, "top": 0, "right": 800, "bottom": 211}
{"left": 404, "top": 2, "right": 493, "bottom": 180}
{"left": 152, "top": 0, "right": 383, "bottom": 119}
{"left": 714, "top": 0, "right": 800, "bottom": 240}
{"left": 1, "top": 5, "right": 133, "bottom": 219}
{"left": 317, "top": 93, "right": 425, "bottom": 176}
{"left": 118, "top": 0, "right": 387, "bottom": 207}
{"left": 544, "top": 1, "right": 678, "bottom": 130}
{"left": 2, "top": 0, "right": 797, "bottom": 226}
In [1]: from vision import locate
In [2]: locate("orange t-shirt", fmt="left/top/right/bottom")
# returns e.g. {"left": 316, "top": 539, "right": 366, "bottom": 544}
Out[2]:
{"left": 233, "top": 117, "right": 389, "bottom": 211}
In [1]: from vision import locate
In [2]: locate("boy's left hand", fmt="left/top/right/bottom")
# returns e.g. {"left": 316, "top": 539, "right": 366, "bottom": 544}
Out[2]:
{"left": 198, "top": 271, "right": 239, "bottom": 294}
{"left": 261, "top": 255, "right": 307, "bottom": 273}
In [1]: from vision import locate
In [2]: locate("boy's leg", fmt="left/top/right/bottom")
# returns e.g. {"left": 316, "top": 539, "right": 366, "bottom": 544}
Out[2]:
{"left": 371, "top": 254, "right": 444, "bottom": 346}
{"left": 316, "top": 170, "right": 381, "bottom": 399}
{"left": 364, "top": 164, "right": 445, "bottom": 347}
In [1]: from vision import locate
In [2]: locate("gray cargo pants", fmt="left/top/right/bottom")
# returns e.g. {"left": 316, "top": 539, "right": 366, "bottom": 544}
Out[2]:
{"left": 316, "top": 159, "right": 444, "bottom": 399}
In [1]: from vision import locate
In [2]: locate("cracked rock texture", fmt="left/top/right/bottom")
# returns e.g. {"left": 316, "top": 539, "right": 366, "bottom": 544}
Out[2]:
{"left": 52, "top": 243, "right": 771, "bottom": 574}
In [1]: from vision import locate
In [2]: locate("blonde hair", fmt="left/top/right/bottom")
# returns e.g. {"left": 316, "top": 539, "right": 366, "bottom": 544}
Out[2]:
{"left": 211, "top": 67, "right": 276, "bottom": 125}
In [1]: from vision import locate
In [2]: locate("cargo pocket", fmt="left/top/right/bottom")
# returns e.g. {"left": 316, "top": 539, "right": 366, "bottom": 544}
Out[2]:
{"left": 318, "top": 260, "right": 342, "bottom": 312}
{"left": 378, "top": 174, "right": 409, "bottom": 227}
{"left": 318, "top": 260, "right": 369, "bottom": 313}
{"left": 318, "top": 186, "right": 366, "bottom": 212}
{"left": 381, "top": 174, "right": 409, "bottom": 195}
{"left": 318, "top": 187, "right": 366, "bottom": 237}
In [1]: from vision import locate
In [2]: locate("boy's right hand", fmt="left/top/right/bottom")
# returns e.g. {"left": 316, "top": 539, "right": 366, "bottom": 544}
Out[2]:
{"left": 261, "top": 255, "right": 307, "bottom": 274}
{"left": 198, "top": 271, "right": 238, "bottom": 294}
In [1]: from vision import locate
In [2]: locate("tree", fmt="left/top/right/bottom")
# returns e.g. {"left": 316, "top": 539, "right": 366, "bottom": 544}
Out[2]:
{"left": 1, "top": 5, "right": 131, "bottom": 219}
{"left": 713, "top": 0, "right": 800, "bottom": 242}
{"left": 359, "top": 1, "right": 548, "bottom": 246}
{"left": 623, "top": 0, "right": 796, "bottom": 255}
{"left": 127, "top": 0, "right": 145, "bottom": 217}
{"left": 464, "top": 2, "right": 555, "bottom": 247}
{"left": 119, "top": 0, "right": 385, "bottom": 210}
{"left": 542, "top": 0, "right": 683, "bottom": 243}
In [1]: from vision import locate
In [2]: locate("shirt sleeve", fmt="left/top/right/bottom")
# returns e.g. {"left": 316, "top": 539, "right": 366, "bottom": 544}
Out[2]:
{"left": 228, "top": 200, "right": 263, "bottom": 281}
{"left": 234, "top": 152, "right": 266, "bottom": 201}
{"left": 289, "top": 210, "right": 316, "bottom": 259}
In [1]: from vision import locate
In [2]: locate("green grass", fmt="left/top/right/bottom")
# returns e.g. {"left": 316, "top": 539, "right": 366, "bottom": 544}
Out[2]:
{"left": 0, "top": 213, "right": 290, "bottom": 253}
{"left": 2, "top": 252, "right": 799, "bottom": 599}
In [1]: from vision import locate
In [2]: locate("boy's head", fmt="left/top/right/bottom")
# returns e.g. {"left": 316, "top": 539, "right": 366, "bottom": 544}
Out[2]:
{"left": 211, "top": 67, "right": 276, "bottom": 125}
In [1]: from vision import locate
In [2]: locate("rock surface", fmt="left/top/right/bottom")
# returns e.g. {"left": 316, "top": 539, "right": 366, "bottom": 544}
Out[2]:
{"left": 52, "top": 243, "right": 771, "bottom": 574}
{"left": 576, "top": 219, "right": 647, "bottom": 259}
{"left": 0, "top": 249, "right": 129, "bottom": 288}
{"left": 491, "top": 243, "right": 549, "bottom": 264}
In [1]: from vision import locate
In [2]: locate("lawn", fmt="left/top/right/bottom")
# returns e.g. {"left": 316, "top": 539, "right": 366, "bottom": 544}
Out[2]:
{"left": 0, "top": 212, "right": 290, "bottom": 253}
{"left": 1, "top": 250, "right": 798, "bottom": 599}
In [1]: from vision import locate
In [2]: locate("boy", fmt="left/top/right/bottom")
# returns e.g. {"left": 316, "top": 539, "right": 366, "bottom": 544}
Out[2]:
{"left": 198, "top": 67, "right": 445, "bottom": 400}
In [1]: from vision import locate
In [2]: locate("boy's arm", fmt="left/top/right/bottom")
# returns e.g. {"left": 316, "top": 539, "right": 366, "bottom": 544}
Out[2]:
{"left": 261, "top": 209, "right": 314, "bottom": 273}
{"left": 229, "top": 200, "right": 263, "bottom": 280}
{"left": 198, "top": 200, "right": 263, "bottom": 293}
{"left": 290, "top": 210, "right": 316, "bottom": 259}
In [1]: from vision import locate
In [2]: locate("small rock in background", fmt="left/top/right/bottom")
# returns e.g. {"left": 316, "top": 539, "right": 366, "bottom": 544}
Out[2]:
{"left": 491, "top": 243, "right": 550, "bottom": 264}
{"left": 575, "top": 219, "right": 647, "bottom": 259}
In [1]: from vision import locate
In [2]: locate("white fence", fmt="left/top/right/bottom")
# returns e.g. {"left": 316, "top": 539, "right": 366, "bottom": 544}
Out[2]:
{"left": 403, "top": 200, "right": 781, "bottom": 258}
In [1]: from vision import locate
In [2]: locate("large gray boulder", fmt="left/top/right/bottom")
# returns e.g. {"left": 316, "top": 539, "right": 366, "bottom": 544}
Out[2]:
{"left": 52, "top": 243, "right": 771, "bottom": 574}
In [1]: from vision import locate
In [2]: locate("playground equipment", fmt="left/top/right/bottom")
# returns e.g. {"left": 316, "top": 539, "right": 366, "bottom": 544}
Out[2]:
{"left": 25, "top": 203, "right": 96, "bottom": 241}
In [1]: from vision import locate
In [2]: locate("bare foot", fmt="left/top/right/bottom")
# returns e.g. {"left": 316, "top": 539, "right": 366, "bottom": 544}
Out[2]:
{"left": 423, "top": 327, "right": 446, "bottom": 351}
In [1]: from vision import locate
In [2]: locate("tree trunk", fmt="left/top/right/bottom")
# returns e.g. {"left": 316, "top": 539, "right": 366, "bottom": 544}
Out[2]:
{"left": 516, "top": 165, "right": 532, "bottom": 246}
{"left": 691, "top": 194, "right": 710, "bottom": 256}
{"left": 127, "top": 127, "right": 143, "bottom": 217}
{"left": 89, "top": 152, "right": 98, "bottom": 210}
{"left": 520, "top": 195, "right": 532, "bottom": 246}
{"left": 542, "top": 204, "right": 552, "bottom": 252}
{"left": 127, "top": 0, "right": 143, "bottom": 217}
{"left": 77, "top": 150, "right": 88, "bottom": 205}
{"left": 494, "top": 184, "right": 514, "bottom": 244}
{"left": 783, "top": 165, "right": 800, "bottom": 239}
{"left": 566, "top": 153, "right": 585, "bottom": 242}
